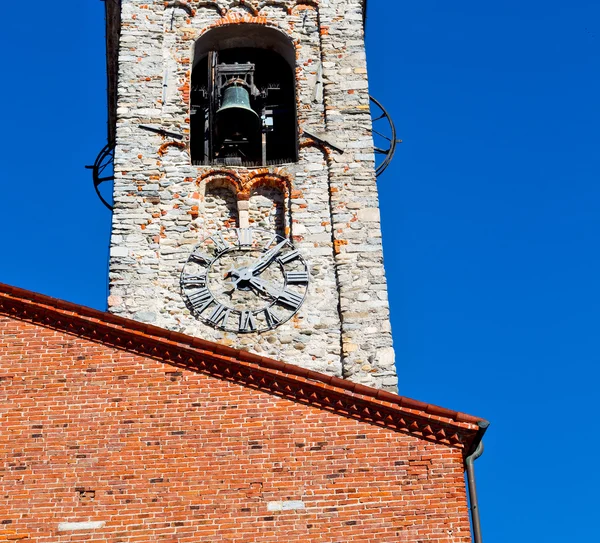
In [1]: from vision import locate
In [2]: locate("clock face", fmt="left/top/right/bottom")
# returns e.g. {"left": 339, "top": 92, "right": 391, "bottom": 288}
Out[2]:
{"left": 181, "top": 228, "right": 310, "bottom": 333}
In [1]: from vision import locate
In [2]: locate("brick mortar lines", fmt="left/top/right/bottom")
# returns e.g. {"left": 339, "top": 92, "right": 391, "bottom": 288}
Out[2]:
{"left": 1, "top": 316, "right": 474, "bottom": 542}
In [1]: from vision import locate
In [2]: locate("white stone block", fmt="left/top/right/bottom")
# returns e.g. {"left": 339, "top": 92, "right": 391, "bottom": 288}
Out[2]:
{"left": 358, "top": 208, "right": 380, "bottom": 222}
{"left": 58, "top": 521, "right": 106, "bottom": 531}
{"left": 267, "top": 501, "right": 306, "bottom": 512}
{"left": 110, "top": 247, "right": 129, "bottom": 258}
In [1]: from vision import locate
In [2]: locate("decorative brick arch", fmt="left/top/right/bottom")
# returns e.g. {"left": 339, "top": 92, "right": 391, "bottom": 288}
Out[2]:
{"left": 191, "top": 0, "right": 308, "bottom": 17}
{"left": 292, "top": 0, "right": 319, "bottom": 12}
{"left": 157, "top": 141, "right": 188, "bottom": 157}
{"left": 299, "top": 138, "right": 331, "bottom": 162}
{"left": 244, "top": 170, "right": 292, "bottom": 198}
{"left": 196, "top": 15, "right": 293, "bottom": 43}
{"left": 193, "top": 1, "right": 226, "bottom": 15}
{"left": 228, "top": 0, "right": 260, "bottom": 16}
{"left": 257, "top": 1, "right": 293, "bottom": 15}
{"left": 197, "top": 170, "right": 244, "bottom": 195}
{"left": 165, "top": 1, "right": 196, "bottom": 16}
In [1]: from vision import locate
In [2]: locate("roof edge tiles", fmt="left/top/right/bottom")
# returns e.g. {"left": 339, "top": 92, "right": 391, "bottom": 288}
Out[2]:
{"left": 0, "top": 282, "right": 488, "bottom": 453}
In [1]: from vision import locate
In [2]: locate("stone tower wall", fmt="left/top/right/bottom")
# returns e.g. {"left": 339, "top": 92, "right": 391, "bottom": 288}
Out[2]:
{"left": 108, "top": 0, "right": 397, "bottom": 391}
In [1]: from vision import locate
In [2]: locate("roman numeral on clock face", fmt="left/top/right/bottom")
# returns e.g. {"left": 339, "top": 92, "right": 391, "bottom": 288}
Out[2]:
{"left": 278, "top": 250, "right": 300, "bottom": 265}
{"left": 277, "top": 289, "right": 304, "bottom": 310}
{"left": 263, "top": 233, "right": 278, "bottom": 251}
{"left": 210, "top": 232, "right": 230, "bottom": 253}
{"left": 207, "top": 303, "right": 231, "bottom": 326}
{"left": 236, "top": 228, "right": 253, "bottom": 247}
{"left": 181, "top": 273, "right": 207, "bottom": 289}
{"left": 187, "top": 288, "right": 213, "bottom": 314}
{"left": 239, "top": 310, "right": 256, "bottom": 332}
{"left": 285, "top": 271, "right": 309, "bottom": 285}
{"left": 263, "top": 307, "right": 281, "bottom": 328}
{"left": 190, "top": 250, "right": 213, "bottom": 265}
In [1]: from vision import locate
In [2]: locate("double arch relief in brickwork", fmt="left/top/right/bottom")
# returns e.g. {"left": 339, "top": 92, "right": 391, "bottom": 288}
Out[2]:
{"left": 188, "top": 1, "right": 316, "bottom": 17}
{"left": 199, "top": 171, "right": 290, "bottom": 237}
{"left": 190, "top": 24, "right": 298, "bottom": 167}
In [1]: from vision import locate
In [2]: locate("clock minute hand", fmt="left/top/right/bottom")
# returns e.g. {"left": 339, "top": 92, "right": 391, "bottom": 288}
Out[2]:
{"left": 247, "top": 239, "right": 288, "bottom": 275}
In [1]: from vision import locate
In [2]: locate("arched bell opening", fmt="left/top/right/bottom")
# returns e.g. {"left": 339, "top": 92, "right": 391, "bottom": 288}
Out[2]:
{"left": 191, "top": 25, "right": 298, "bottom": 167}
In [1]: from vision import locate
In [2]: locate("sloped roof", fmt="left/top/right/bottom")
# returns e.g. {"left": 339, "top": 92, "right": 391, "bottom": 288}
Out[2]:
{"left": 0, "top": 283, "right": 488, "bottom": 456}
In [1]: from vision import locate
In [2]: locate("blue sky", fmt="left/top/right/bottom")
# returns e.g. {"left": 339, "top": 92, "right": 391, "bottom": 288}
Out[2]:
{"left": 1, "top": 1, "right": 599, "bottom": 540}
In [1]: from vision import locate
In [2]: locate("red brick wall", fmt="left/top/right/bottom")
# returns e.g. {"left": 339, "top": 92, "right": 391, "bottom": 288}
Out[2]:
{"left": 0, "top": 316, "right": 472, "bottom": 542}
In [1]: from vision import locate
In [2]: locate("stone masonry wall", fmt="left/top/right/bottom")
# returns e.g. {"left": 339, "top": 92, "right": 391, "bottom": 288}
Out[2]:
{"left": 0, "top": 315, "right": 472, "bottom": 542}
{"left": 108, "top": 0, "right": 397, "bottom": 391}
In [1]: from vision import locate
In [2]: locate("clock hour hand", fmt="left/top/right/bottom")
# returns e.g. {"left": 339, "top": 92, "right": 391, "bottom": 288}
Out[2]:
{"left": 224, "top": 267, "right": 249, "bottom": 293}
{"left": 225, "top": 239, "right": 288, "bottom": 291}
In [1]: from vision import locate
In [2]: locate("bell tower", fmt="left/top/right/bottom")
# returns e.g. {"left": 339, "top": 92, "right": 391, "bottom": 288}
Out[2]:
{"left": 103, "top": 0, "right": 398, "bottom": 392}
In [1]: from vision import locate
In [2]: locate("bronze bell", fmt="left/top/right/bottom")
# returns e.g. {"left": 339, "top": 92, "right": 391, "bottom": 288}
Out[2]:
{"left": 216, "top": 86, "right": 259, "bottom": 133}
{"left": 217, "top": 85, "right": 259, "bottom": 118}
{"left": 215, "top": 85, "right": 260, "bottom": 162}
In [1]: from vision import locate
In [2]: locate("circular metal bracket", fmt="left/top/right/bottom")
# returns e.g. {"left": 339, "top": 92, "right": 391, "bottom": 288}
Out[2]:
{"left": 370, "top": 96, "right": 400, "bottom": 177}
{"left": 86, "top": 142, "right": 115, "bottom": 211}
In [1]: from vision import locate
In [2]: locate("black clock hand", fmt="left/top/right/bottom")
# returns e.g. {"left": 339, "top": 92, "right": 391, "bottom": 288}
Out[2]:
{"left": 225, "top": 239, "right": 287, "bottom": 289}
{"left": 247, "top": 239, "right": 288, "bottom": 276}
{"left": 225, "top": 266, "right": 241, "bottom": 284}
